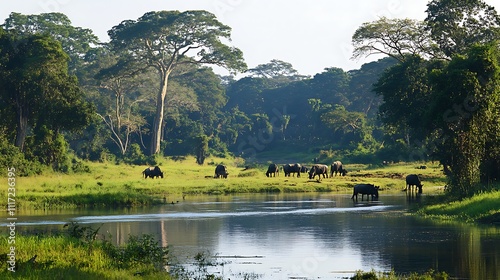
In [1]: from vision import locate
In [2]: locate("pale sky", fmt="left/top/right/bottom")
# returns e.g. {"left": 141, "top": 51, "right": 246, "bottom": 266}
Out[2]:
{"left": 2, "top": 0, "right": 500, "bottom": 76}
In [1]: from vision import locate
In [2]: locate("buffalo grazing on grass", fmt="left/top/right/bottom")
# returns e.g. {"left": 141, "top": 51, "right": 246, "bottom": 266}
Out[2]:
{"left": 330, "top": 161, "right": 347, "bottom": 177}
{"left": 143, "top": 166, "right": 163, "bottom": 179}
{"left": 282, "top": 163, "right": 302, "bottom": 177}
{"left": 266, "top": 163, "right": 279, "bottom": 177}
{"left": 308, "top": 164, "right": 329, "bottom": 180}
{"left": 214, "top": 164, "right": 229, "bottom": 178}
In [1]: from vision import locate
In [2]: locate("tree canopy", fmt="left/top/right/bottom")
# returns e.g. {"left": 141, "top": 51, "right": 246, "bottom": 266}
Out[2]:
{"left": 107, "top": 10, "right": 246, "bottom": 155}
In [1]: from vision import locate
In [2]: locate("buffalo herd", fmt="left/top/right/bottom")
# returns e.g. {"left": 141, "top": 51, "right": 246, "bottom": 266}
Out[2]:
{"left": 141, "top": 161, "right": 425, "bottom": 200}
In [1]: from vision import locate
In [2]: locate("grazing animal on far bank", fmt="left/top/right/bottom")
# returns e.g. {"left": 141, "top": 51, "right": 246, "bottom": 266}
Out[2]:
{"left": 143, "top": 166, "right": 163, "bottom": 179}
{"left": 330, "top": 161, "right": 347, "bottom": 177}
{"left": 214, "top": 164, "right": 229, "bottom": 179}
{"left": 266, "top": 163, "right": 279, "bottom": 177}
{"left": 351, "top": 184, "right": 379, "bottom": 201}
{"left": 405, "top": 174, "right": 423, "bottom": 193}
{"left": 309, "top": 164, "right": 329, "bottom": 180}
{"left": 283, "top": 163, "right": 302, "bottom": 177}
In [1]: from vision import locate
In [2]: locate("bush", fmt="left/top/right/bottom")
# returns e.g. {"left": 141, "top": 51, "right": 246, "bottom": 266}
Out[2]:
{"left": 108, "top": 234, "right": 168, "bottom": 270}
{"left": 0, "top": 137, "right": 43, "bottom": 176}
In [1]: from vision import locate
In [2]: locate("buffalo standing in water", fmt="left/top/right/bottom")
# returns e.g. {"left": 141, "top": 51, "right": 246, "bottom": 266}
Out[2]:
{"left": 143, "top": 166, "right": 163, "bottom": 179}
{"left": 266, "top": 163, "right": 279, "bottom": 177}
{"left": 308, "top": 164, "right": 329, "bottom": 180}
{"left": 351, "top": 184, "right": 379, "bottom": 201}
{"left": 330, "top": 161, "right": 347, "bottom": 177}
{"left": 405, "top": 174, "right": 423, "bottom": 193}
{"left": 214, "top": 164, "right": 229, "bottom": 178}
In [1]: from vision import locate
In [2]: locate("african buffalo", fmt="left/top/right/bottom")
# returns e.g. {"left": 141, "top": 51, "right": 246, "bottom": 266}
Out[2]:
{"left": 283, "top": 163, "right": 301, "bottom": 177}
{"left": 266, "top": 163, "right": 279, "bottom": 177}
{"left": 405, "top": 174, "right": 423, "bottom": 193}
{"left": 143, "top": 166, "right": 163, "bottom": 179}
{"left": 351, "top": 184, "right": 379, "bottom": 200}
{"left": 214, "top": 164, "right": 229, "bottom": 179}
{"left": 300, "top": 165, "right": 309, "bottom": 174}
{"left": 309, "top": 164, "right": 329, "bottom": 180}
{"left": 330, "top": 161, "right": 347, "bottom": 177}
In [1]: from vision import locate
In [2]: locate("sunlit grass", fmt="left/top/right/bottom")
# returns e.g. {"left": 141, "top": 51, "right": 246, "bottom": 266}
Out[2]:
{"left": 0, "top": 235, "right": 171, "bottom": 280}
{"left": 1, "top": 156, "right": 448, "bottom": 209}
{"left": 418, "top": 191, "right": 500, "bottom": 223}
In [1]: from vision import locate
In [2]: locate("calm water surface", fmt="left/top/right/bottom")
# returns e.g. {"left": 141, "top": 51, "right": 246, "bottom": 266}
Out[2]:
{"left": 4, "top": 193, "right": 500, "bottom": 279}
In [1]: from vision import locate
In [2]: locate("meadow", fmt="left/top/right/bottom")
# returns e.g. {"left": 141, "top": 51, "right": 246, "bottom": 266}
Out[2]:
{"left": 4, "top": 156, "right": 447, "bottom": 209}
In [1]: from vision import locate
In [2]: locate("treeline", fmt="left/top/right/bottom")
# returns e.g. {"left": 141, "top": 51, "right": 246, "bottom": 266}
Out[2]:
{"left": 0, "top": 10, "right": 400, "bottom": 175}
{"left": 1, "top": 1, "right": 500, "bottom": 198}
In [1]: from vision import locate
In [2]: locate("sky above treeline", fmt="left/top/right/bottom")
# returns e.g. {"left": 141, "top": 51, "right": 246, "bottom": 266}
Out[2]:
{"left": 2, "top": 0, "right": 500, "bottom": 76}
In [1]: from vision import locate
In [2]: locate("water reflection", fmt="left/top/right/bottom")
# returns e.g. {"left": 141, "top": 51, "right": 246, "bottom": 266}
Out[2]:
{"left": 3, "top": 194, "right": 500, "bottom": 279}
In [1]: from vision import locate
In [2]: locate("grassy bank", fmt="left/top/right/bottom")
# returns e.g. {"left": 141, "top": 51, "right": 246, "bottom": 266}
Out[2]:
{"left": 0, "top": 229, "right": 171, "bottom": 279}
{"left": 417, "top": 191, "right": 500, "bottom": 224}
{"left": 2, "top": 157, "right": 447, "bottom": 209}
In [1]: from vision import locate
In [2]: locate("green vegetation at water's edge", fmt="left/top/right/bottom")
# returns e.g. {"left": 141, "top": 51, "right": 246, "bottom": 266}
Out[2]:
{"left": 350, "top": 269, "right": 449, "bottom": 280}
{"left": 0, "top": 225, "right": 171, "bottom": 280}
{"left": 418, "top": 191, "right": 500, "bottom": 224}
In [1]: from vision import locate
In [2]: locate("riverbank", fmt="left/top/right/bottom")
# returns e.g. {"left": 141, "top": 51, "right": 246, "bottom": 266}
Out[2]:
{"left": 4, "top": 155, "right": 500, "bottom": 223}
{"left": 3, "top": 156, "right": 447, "bottom": 209}
{"left": 417, "top": 190, "right": 500, "bottom": 224}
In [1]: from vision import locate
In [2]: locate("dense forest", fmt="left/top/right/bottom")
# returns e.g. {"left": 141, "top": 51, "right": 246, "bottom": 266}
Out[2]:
{"left": 1, "top": 0, "right": 500, "bottom": 197}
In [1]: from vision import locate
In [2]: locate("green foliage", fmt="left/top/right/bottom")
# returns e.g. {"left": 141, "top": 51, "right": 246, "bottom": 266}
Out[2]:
{"left": 428, "top": 43, "right": 500, "bottom": 196}
{"left": 350, "top": 269, "right": 449, "bottom": 280}
{"left": 195, "top": 134, "right": 210, "bottom": 165}
{"left": 2, "top": 12, "right": 99, "bottom": 73}
{"left": 352, "top": 17, "right": 441, "bottom": 62}
{"left": 123, "top": 143, "right": 154, "bottom": 165}
{"left": 425, "top": 0, "right": 500, "bottom": 57}
{"left": 107, "top": 234, "right": 168, "bottom": 270}
{"left": 0, "top": 224, "right": 171, "bottom": 279}
{"left": 108, "top": 10, "right": 246, "bottom": 155}
{"left": 0, "top": 136, "right": 43, "bottom": 176}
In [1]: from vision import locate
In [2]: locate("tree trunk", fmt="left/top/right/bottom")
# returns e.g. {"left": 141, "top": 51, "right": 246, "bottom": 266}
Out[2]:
{"left": 15, "top": 106, "right": 28, "bottom": 151}
{"left": 150, "top": 71, "right": 170, "bottom": 155}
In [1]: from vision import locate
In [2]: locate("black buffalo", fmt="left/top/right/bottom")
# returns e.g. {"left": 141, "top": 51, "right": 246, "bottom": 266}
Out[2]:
{"left": 351, "top": 183, "right": 379, "bottom": 200}
{"left": 309, "top": 164, "right": 329, "bottom": 180}
{"left": 214, "top": 164, "right": 229, "bottom": 179}
{"left": 300, "top": 165, "right": 309, "bottom": 173}
{"left": 405, "top": 174, "right": 423, "bottom": 193}
{"left": 266, "top": 163, "right": 279, "bottom": 177}
{"left": 282, "top": 163, "right": 301, "bottom": 177}
{"left": 330, "top": 161, "right": 347, "bottom": 177}
{"left": 143, "top": 166, "right": 163, "bottom": 179}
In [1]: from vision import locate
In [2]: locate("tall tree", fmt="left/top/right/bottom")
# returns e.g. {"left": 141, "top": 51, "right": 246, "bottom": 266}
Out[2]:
{"left": 0, "top": 31, "right": 93, "bottom": 152}
{"left": 352, "top": 17, "right": 442, "bottom": 62}
{"left": 425, "top": 0, "right": 500, "bottom": 57}
{"left": 427, "top": 43, "right": 500, "bottom": 196}
{"left": 107, "top": 10, "right": 246, "bottom": 155}
{"left": 94, "top": 55, "right": 151, "bottom": 155}
{"left": 1, "top": 12, "right": 99, "bottom": 74}
{"left": 247, "top": 59, "right": 307, "bottom": 87}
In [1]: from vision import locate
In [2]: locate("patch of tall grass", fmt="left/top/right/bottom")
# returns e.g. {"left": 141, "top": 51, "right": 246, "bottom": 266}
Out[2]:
{"left": 0, "top": 230, "right": 171, "bottom": 280}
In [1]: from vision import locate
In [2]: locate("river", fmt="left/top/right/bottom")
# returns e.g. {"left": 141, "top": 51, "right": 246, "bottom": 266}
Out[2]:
{"left": 3, "top": 193, "right": 500, "bottom": 279}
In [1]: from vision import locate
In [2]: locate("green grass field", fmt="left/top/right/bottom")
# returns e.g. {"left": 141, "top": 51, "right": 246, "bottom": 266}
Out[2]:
{"left": 3, "top": 156, "right": 447, "bottom": 209}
